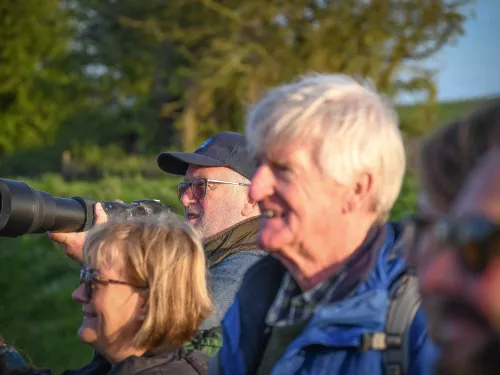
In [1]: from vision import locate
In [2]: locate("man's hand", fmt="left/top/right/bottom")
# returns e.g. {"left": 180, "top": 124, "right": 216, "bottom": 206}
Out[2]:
{"left": 48, "top": 202, "right": 108, "bottom": 264}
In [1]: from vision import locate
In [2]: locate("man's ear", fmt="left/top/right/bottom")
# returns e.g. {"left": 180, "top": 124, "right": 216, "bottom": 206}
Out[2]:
{"left": 241, "top": 195, "right": 259, "bottom": 217}
{"left": 342, "top": 173, "right": 374, "bottom": 213}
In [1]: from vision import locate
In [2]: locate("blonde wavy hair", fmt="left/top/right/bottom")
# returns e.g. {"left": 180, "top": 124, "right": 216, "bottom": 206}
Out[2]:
{"left": 82, "top": 214, "right": 213, "bottom": 349}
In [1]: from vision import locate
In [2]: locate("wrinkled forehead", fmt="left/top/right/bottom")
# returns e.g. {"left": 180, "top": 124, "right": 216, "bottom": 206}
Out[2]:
{"left": 452, "top": 150, "right": 500, "bottom": 221}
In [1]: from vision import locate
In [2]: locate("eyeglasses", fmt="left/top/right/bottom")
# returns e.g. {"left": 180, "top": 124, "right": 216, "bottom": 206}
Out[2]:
{"left": 404, "top": 213, "right": 500, "bottom": 274}
{"left": 79, "top": 266, "right": 148, "bottom": 300}
{"left": 177, "top": 178, "right": 250, "bottom": 201}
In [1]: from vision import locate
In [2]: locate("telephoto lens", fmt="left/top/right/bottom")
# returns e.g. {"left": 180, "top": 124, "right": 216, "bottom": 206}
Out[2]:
{"left": 0, "top": 179, "right": 96, "bottom": 238}
{"left": 0, "top": 178, "right": 172, "bottom": 238}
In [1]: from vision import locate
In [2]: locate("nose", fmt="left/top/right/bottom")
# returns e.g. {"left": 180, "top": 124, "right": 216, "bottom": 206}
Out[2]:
{"left": 72, "top": 284, "right": 88, "bottom": 304}
{"left": 419, "top": 247, "right": 464, "bottom": 296}
{"left": 249, "top": 165, "right": 274, "bottom": 203}
{"left": 180, "top": 185, "right": 197, "bottom": 207}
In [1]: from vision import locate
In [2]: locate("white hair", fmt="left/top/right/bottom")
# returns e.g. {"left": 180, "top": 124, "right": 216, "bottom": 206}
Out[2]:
{"left": 245, "top": 73, "right": 406, "bottom": 218}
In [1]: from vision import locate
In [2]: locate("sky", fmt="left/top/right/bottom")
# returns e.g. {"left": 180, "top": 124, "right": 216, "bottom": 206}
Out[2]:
{"left": 400, "top": 0, "right": 500, "bottom": 104}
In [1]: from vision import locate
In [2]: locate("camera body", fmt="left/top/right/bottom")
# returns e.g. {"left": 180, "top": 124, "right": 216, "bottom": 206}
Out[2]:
{"left": 101, "top": 199, "right": 170, "bottom": 221}
{"left": 0, "top": 179, "right": 172, "bottom": 238}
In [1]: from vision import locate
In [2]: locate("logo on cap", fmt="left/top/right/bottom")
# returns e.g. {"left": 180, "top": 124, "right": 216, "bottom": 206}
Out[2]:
{"left": 196, "top": 138, "right": 213, "bottom": 152}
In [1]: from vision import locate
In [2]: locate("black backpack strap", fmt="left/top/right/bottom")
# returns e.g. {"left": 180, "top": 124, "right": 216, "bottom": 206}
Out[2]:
{"left": 382, "top": 272, "right": 421, "bottom": 375}
{"left": 360, "top": 272, "right": 420, "bottom": 374}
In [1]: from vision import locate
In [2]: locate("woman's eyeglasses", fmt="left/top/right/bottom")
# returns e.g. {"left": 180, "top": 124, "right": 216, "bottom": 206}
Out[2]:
{"left": 177, "top": 178, "right": 250, "bottom": 201}
{"left": 79, "top": 266, "right": 148, "bottom": 300}
{"left": 404, "top": 214, "right": 500, "bottom": 274}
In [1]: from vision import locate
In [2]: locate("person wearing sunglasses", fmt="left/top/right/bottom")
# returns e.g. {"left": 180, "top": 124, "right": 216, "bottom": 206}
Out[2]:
{"left": 157, "top": 131, "right": 265, "bottom": 336}
{"left": 67, "top": 215, "right": 212, "bottom": 375}
{"left": 407, "top": 104, "right": 500, "bottom": 375}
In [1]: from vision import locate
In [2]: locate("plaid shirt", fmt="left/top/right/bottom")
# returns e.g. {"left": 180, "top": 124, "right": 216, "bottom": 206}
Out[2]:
{"left": 266, "top": 228, "right": 382, "bottom": 327}
{"left": 265, "top": 265, "right": 349, "bottom": 327}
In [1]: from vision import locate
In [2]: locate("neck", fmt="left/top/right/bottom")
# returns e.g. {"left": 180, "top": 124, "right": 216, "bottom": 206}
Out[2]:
{"left": 287, "top": 216, "right": 379, "bottom": 291}
{"left": 100, "top": 346, "right": 147, "bottom": 365}
{"left": 203, "top": 215, "right": 260, "bottom": 245}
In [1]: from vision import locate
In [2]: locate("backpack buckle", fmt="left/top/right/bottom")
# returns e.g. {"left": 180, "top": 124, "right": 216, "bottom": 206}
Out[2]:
{"left": 361, "top": 332, "right": 387, "bottom": 350}
{"left": 385, "top": 333, "right": 403, "bottom": 348}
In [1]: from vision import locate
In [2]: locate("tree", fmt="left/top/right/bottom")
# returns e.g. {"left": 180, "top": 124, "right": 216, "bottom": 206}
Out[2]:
{"left": 0, "top": 0, "right": 74, "bottom": 156}
{"left": 57, "top": 0, "right": 183, "bottom": 154}
{"left": 120, "top": 0, "right": 474, "bottom": 149}
{"left": 66, "top": 0, "right": 473, "bottom": 152}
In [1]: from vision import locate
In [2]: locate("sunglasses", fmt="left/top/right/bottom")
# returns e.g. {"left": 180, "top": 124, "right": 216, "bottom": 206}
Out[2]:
{"left": 79, "top": 266, "right": 148, "bottom": 300}
{"left": 177, "top": 178, "right": 250, "bottom": 201}
{"left": 404, "top": 214, "right": 500, "bottom": 274}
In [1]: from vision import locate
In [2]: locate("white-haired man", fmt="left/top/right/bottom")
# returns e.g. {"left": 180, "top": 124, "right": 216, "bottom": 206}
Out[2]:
{"left": 209, "top": 74, "right": 438, "bottom": 375}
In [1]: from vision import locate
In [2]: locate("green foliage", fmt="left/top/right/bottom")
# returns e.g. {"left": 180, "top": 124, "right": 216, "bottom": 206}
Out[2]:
{"left": 0, "top": 144, "right": 172, "bottom": 179}
{"left": 56, "top": 0, "right": 473, "bottom": 152}
{"left": 115, "top": 0, "right": 472, "bottom": 149}
{"left": 390, "top": 173, "right": 419, "bottom": 221}
{"left": 0, "top": 0, "right": 478, "bottom": 174}
{"left": 0, "top": 0, "right": 74, "bottom": 155}
{"left": 63, "top": 145, "right": 166, "bottom": 179}
{"left": 54, "top": 0, "right": 181, "bottom": 154}
{"left": 399, "top": 95, "right": 500, "bottom": 137}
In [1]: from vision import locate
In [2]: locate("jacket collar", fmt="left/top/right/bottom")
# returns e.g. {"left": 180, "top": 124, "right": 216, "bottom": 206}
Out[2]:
{"left": 284, "top": 222, "right": 409, "bottom": 350}
{"left": 225, "top": 223, "right": 407, "bottom": 375}
{"left": 204, "top": 216, "right": 261, "bottom": 268}
{"left": 108, "top": 346, "right": 201, "bottom": 375}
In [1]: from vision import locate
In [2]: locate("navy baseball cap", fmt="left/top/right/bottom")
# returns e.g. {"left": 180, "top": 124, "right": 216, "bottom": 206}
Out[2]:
{"left": 157, "top": 131, "right": 257, "bottom": 180}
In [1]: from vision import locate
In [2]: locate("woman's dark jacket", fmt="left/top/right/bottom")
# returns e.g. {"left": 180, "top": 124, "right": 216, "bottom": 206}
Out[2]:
{"left": 61, "top": 347, "right": 208, "bottom": 375}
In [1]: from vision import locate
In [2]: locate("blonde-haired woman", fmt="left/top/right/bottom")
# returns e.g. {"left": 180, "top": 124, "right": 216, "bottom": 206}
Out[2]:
{"left": 71, "top": 215, "right": 212, "bottom": 375}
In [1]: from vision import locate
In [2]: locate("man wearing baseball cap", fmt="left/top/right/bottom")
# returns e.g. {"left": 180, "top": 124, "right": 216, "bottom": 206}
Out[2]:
{"left": 158, "top": 131, "right": 266, "bottom": 348}
{"left": 50, "top": 131, "right": 265, "bottom": 357}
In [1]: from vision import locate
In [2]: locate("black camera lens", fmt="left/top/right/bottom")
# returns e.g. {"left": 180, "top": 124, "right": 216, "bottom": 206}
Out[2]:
{"left": 0, "top": 179, "right": 171, "bottom": 238}
{"left": 0, "top": 179, "right": 90, "bottom": 237}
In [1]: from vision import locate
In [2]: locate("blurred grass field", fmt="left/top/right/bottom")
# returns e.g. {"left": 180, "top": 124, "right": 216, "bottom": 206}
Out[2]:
{"left": 0, "top": 173, "right": 417, "bottom": 373}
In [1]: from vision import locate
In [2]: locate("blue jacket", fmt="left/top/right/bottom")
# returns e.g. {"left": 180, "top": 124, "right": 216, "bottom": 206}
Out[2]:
{"left": 211, "top": 223, "right": 439, "bottom": 375}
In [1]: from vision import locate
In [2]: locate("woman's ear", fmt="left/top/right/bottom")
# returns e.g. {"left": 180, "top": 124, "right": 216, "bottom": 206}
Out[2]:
{"left": 137, "top": 304, "right": 147, "bottom": 322}
{"left": 137, "top": 293, "right": 148, "bottom": 321}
